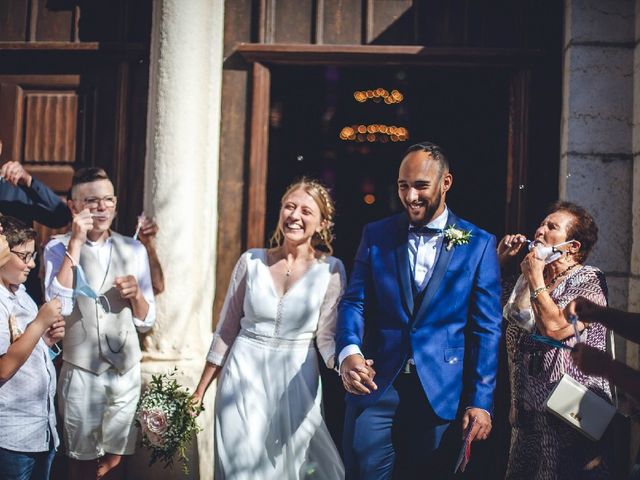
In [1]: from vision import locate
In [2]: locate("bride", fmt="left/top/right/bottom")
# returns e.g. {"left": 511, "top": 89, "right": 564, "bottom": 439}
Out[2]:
{"left": 193, "top": 178, "right": 345, "bottom": 479}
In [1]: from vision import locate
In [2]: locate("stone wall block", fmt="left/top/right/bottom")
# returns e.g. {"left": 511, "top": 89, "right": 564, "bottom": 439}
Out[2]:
{"left": 565, "top": 0, "right": 635, "bottom": 46}
{"left": 606, "top": 275, "right": 630, "bottom": 310}
{"left": 564, "top": 154, "right": 632, "bottom": 274}
{"left": 563, "top": 46, "right": 633, "bottom": 153}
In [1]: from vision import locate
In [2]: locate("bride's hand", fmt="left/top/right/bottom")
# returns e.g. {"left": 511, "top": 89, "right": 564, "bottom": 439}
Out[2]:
{"left": 190, "top": 392, "right": 204, "bottom": 415}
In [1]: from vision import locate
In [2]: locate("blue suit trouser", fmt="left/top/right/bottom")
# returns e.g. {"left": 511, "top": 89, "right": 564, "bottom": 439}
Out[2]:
{"left": 343, "top": 371, "right": 459, "bottom": 480}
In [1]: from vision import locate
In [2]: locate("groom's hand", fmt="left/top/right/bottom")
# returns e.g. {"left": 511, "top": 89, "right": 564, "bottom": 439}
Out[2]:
{"left": 340, "top": 354, "right": 377, "bottom": 395}
{"left": 462, "top": 408, "right": 492, "bottom": 442}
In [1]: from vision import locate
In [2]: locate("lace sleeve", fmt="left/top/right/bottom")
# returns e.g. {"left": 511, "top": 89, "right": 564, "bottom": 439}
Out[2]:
{"left": 206, "top": 253, "right": 248, "bottom": 366}
{"left": 315, "top": 258, "right": 346, "bottom": 370}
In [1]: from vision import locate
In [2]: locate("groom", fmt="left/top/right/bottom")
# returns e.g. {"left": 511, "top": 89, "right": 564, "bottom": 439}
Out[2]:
{"left": 336, "top": 142, "right": 502, "bottom": 479}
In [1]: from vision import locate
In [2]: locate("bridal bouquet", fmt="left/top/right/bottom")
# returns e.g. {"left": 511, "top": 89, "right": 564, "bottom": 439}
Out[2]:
{"left": 136, "top": 369, "right": 203, "bottom": 473}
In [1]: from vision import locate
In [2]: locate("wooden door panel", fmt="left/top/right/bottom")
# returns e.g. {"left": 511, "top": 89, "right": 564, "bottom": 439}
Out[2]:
{"left": 23, "top": 92, "right": 78, "bottom": 163}
{"left": 0, "top": 82, "right": 24, "bottom": 164}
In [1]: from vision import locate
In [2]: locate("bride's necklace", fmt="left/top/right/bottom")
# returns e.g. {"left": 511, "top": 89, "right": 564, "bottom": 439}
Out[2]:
{"left": 544, "top": 262, "right": 579, "bottom": 289}
{"left": 282, "top": 251, "right": 316, "bottom": 277}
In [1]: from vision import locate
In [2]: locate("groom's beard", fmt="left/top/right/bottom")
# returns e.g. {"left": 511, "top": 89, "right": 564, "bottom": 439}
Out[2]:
{"left": 406, "top": 184, "right": 443, "bottom": 225}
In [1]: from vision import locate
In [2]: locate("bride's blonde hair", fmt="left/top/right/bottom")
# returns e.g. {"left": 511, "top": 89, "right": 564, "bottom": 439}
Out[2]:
{"left": 269, "top": 177, "right": 336, "bottom": 256}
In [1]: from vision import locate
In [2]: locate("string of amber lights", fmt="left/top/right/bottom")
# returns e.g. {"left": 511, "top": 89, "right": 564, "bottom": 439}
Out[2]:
{"left": 353, "top": 88, "right": 404, "bottom": 104}
{"left": 339, "top": 124, "right": 409, "bottom": 143}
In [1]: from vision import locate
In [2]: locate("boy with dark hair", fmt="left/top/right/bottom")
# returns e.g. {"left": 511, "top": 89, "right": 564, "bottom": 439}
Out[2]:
{"left": 43, "top": 168, "right": 156, "bottom": 480}
{"left": 0, "top": 216, "right": 65, "bottom": 480}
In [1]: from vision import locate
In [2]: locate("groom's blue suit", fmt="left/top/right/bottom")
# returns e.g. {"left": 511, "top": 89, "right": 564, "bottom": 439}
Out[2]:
{"left": 336, "top": 210, "right": 502, "bottom": 477}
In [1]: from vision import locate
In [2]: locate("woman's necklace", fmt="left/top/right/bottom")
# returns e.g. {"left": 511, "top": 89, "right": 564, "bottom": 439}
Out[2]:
{"left": 544, "top": 262, "right": 579, "bottom": 289}
{"left": 282, "top": 250, "right": 316, "bottom": 277}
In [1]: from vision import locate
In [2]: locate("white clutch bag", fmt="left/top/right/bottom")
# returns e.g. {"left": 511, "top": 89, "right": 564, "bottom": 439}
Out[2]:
{"left": 545, "top": 374, "right": 616, "bottom": 441}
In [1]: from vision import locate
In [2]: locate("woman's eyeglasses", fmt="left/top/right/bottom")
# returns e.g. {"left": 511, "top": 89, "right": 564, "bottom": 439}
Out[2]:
{"left": 11, "top": 250, "right": 37, "bottom": 263}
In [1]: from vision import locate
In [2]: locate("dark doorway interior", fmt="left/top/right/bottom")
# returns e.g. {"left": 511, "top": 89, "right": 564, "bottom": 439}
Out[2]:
{"left": 267, "top": 65, "right": 510, "bottom": 270}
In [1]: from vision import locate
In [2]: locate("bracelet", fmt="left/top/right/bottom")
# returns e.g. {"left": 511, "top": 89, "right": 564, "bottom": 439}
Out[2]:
{"left": 64, "top": 250, "right": 76, "bottom": 267}
{"left": 530, "top": 286, "right": 547, "bottom": 301}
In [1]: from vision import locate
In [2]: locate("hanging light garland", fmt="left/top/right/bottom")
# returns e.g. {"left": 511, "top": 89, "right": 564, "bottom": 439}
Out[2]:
{"left": 353, "top": 88, "right": 404, "bottom": 104}
{"left": 339, "top": 124, "right": 409, "bottom": 143}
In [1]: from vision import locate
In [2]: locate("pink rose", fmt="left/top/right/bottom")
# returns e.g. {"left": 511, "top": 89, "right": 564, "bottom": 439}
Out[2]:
{"left": 139, "top": 408, "right": 168, "bottom": 446}
{"left": 146, "top": 430, "right": 165, "bottom": 447}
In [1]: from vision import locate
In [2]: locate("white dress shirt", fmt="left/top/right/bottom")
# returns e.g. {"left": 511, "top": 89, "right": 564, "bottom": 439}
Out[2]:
{"left": 0, "top": 284, "right": 60, "bottom": 452}
{"left": 43, "top": 235, "right": 156, "bottom": 331}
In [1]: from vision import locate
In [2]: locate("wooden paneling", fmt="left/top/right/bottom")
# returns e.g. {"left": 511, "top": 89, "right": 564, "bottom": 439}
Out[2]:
{"left": 23, "top": 92, "right": 77, "bottom": 163}
{"left": 322, "top": 0, "right": 363, "bottom": 45}
{"left": 235, "top": 43, "right": 542, "bottom": 66}
{"left": 366, "top": 0, "right": 414, "bottom": 44}
{"left": 272, "top": 0, "right": 314, "bottom": 44}
{"left": 35, "top": 0, "right": 73, "bottom": 42}
{"left": 0, "top": 83, "right": 24, "bottom": 164}
{"left": 215, "top": 0, "right": 256, "bottom": 325}
{"left": 0, "top": 1, "right": 28, "bottom": 41}
{"left": 246, "top": 63, "right": 270, "bottom": 248}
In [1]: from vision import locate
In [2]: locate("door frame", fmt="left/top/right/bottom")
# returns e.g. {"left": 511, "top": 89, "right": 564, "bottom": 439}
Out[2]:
{"left": 235, "top": 43, "right": 538, "bottom": 248}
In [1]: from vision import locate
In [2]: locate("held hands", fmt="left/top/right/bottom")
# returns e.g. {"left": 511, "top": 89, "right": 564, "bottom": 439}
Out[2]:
{"left": 114, "top": 275, "right": 142, "bottom": 300}
{"left": 0, "top": 161, "right": 32, "bottom": 187}
{"left": 339, "top": 354, "right": 377, "bottom": 395}
{"left": 497, "top": 234, "right": 528, "bottom": 267}
{"left": 71, "top": 208, "right": 94, "bottom": 244}
{"left": 462, "top": 408, "right": 492, "bottom": 442}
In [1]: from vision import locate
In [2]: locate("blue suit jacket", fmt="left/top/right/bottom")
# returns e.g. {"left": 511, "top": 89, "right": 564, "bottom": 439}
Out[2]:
{"left": 336, "top": 211, "right": 502, "bottom": 420}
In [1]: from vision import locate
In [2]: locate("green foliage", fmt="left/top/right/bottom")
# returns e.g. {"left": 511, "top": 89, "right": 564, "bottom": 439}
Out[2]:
{"left": 135, "top": 368, "right": 204, "bottom": 474}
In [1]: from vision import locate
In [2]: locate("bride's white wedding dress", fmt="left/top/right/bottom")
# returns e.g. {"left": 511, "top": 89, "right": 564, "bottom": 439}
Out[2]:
{"left": 206, "top": 249, "right": 345, "bottom": 479}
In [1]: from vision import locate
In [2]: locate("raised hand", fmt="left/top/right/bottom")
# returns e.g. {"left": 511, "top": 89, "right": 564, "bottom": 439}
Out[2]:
{"left": 70, "top": 208, "right": 94, "bottom": 244}
{"left": 44, "top": 319, "right": 66, "bottom": 347}
{"left": 520, "top": 249, "right": 545, "bottom": 289}
{"left": 35, "top": 298, "right": 63, "bottom": 331}
{"left": 0, "top": 161, "right": 32, "bottom": 187}
{"left": 114, "top": 275, "right": 141, "bottom": 300}
{"left": 339, "top": 354, "right": 377, "bottom": 395}
{"left": 136, "top": 215, "right": 159, "bottom": 247}
{"left": 497, "top": 233, "right": 528, "bottom": 267}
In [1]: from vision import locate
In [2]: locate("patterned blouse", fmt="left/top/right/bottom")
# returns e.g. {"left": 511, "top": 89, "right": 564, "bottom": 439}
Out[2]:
{"left": 504, "top": 265, "right": 612, "bottom": 480}
{"left": 505, "top": 265, "right": 610, "bottom": 425}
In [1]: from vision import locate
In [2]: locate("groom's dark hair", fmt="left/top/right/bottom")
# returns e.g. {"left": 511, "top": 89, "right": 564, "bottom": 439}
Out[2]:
{"left": 404, "top": 142, "right": 450, "bottom": 176}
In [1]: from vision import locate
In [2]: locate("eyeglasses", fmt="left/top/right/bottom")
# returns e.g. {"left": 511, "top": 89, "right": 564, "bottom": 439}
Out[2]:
{"left": 75, "top": 195, "right": 117, "bottom": 209}
{"left": 11, "top": 250, "right": 37, "bottom": 264}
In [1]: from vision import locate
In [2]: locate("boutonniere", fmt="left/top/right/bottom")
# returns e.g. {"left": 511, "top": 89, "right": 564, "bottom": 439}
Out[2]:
{"left": 444, "top": 225, "right": 472, "bottom": 251}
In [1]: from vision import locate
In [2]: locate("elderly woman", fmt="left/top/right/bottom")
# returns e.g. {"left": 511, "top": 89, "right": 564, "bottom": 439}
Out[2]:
{"left": 500, "top": 201, "right": 611, "bottom": 479}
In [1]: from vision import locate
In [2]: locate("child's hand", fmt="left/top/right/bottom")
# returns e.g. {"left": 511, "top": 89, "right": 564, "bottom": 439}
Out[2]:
{"left": 44, "top": 319, "right": 65, "bottom": 347}
{"left": 114, "top": 275, "right": 141, "bottom": 300}
{"left": 70, "top": 209, "right": 94, "bottom": 244}
{"left": 35, "top": 298, "right": 63, "bottom": 330}
{"left": 136, "top": 216, "right": 159, "bottom": 247}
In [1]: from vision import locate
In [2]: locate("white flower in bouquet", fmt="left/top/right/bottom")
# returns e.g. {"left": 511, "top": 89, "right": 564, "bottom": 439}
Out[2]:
{"left": 136, "top": 369, "right": 203, "bottom": 474}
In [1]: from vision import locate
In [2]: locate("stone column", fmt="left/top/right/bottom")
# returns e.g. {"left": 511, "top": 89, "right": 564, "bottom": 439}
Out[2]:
{"left": 127, "top": 1, "right": 225, "bottom": 478}
{"left": 561, "top": 0, "right": 637, "bottom": 468}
